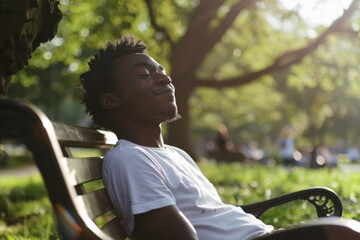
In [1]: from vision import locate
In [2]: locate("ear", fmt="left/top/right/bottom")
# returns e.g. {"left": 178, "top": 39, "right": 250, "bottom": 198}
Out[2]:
{"left": 99, "top": 93, "right": 120, "bottom": 110}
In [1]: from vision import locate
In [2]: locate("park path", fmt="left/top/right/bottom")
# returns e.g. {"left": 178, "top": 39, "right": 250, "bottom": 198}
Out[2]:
{"left": 341, "top": 164, "right": 360, "bottom": 173}
{"left": 0, "top": 164, "right": 38, "bottom": 178}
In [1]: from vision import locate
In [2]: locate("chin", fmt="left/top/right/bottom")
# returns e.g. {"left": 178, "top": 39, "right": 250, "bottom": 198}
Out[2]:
{"left": 165, "top": 112, "right": 182, "bottom": 123}
{"left": 156, "top": 104, "right": 180, "bottom": 124}
{"left": 164, "top": 111, "right": 182, "bottom": 123}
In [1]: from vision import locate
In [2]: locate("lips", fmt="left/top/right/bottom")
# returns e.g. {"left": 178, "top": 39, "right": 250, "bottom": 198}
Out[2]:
{"left": 154, "top": 86, "right": 175, "bottom": 96}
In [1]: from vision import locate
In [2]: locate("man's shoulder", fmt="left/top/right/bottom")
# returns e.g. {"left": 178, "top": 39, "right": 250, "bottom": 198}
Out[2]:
{"left": 104, "top": 140, "right": 148, "bottom": 166}
{"left": 165, "top": 144, "right": 185, "bottom": 154}
{"left": 165, "top": 145, "right": 195, "bottom": 163}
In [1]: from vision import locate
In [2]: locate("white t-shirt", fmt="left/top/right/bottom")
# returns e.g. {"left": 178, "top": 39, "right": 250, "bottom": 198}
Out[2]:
{"left": 103, "top": 140, "right": 273, "bottom": 240}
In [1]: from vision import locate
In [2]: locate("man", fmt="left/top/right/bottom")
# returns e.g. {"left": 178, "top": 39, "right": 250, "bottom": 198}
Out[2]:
{"left": 79, "top": 35, "right": 273, "bottom": 240}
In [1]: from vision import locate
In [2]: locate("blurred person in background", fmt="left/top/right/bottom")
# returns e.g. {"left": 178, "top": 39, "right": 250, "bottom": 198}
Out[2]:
{"left": 276, "top": 126, "right": 295, "bottom": 167}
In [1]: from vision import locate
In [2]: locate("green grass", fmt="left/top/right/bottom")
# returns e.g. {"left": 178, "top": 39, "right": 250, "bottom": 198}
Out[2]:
{"left": 0, "top": 175, "right": 60, "bottom": 240}
{"left": 198, "top": 160, "right": 360, "bottom": 227}
{"left": 0, "top": 160, "right": 359, "bottom": 238}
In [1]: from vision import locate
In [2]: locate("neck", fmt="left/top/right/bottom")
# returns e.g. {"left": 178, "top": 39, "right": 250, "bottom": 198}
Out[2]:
{"left": 114, "top": 122, "right": 165, "bottom": 148}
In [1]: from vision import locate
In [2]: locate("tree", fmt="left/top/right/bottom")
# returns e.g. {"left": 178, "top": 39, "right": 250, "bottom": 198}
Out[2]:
{"left": 7, "top": 0, "right": 360, "bottom": 158}
{"left": 153, "top": 0, "right": 359, "bottom": 157}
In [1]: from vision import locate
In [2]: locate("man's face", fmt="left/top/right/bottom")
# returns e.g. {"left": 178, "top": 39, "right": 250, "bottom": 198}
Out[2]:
{"left": 111, "top": 53, "right": 180, "bottom": 125}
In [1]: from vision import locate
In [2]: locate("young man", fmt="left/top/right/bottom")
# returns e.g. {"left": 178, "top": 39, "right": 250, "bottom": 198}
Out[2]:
{"left": 79, "top": 35, "right": 273, "bottom": 240}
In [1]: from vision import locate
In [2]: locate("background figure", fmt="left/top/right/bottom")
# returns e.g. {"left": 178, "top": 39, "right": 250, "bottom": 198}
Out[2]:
{"left": 277, "top": 126, "right": 295, "bottom": 166}
{"left": 347, "top": 146, "right": 360, "bottom": 163}
{"left": 244, "top": 141, "right": 264, "bottom": 162}
{"left": 215, "top": 124, "right": 234, "bottom": 152}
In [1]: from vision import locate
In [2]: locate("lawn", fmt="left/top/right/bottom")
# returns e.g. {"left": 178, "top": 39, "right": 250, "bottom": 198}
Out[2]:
{"left": 0, "top": 175, "right": 59, "bottom": 239}
{"left": 198, "top": 160, "right": 360, "bottom": 226}
{"left": 0, "top": 160, "right": 359, "bottom": 239}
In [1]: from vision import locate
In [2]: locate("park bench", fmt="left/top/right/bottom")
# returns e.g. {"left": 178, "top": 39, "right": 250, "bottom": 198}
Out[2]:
{"left": 0, "top": 98, "right": 359, "bottom": 240}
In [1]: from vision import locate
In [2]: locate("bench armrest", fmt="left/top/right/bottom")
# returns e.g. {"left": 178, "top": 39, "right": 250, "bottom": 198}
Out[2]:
{"left": 241, "top": 187, "right": 342, "bottom": 218}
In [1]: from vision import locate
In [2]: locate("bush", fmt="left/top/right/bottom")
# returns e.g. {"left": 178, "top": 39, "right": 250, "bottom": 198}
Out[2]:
{"left": 8, "top": 181, "right": 47, "bottom": 202}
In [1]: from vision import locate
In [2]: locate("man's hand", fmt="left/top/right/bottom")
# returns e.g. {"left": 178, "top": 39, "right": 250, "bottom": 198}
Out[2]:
{"left": 133, "top": 205, "right": 199, "bottom": 240}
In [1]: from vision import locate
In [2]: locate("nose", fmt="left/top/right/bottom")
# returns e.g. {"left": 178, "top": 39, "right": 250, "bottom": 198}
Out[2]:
{"left": 154, "top": 72, "right": 172, "bottom": 85}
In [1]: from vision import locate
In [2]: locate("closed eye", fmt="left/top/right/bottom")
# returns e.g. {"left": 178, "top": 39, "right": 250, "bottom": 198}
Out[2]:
{"left": 132, "top": 62, "right": 167, "bottom": 77}
{"left": 138, "top": 73, "right": 151, "bottom": 79}
{"left": 134, "top": 67, "right": 151, "bottom": 78}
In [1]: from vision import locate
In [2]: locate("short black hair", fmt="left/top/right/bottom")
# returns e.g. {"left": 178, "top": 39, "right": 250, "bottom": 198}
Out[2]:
{"left": 79, "top": 35, "right": 147, "bottom": 129}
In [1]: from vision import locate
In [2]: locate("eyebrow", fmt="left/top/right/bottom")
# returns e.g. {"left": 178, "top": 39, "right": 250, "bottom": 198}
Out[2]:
{"left": 130, "top": 62, "right": 165, "bottom": 72}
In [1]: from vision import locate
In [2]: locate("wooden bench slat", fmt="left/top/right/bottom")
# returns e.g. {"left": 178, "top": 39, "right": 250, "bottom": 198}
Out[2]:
{"left": 77, "top": 188, "right": 114, "bottom": 220}
{"left": 66, "top": 157, "right": 103, "bottom": 185}
{"left": 52, "top": 122, "right": 117, "bottom": 147}
{"left": 101, "top": 217, "right": 127, "bottom": 240}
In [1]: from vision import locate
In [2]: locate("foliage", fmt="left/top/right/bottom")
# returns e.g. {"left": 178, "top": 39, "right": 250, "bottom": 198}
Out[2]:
{"left": 274, "top": 34, "right": 360, "bottom": 146}
{"left": 4, "top": 0, "right": 360, "bottom": 153}
{"left": 191, "top": 77, "right": 283, "bottom": 147}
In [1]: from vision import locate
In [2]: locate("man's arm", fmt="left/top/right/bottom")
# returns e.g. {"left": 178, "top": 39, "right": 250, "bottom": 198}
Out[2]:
{"left": 133, "top": 205, "right": 199, "bottom": 240}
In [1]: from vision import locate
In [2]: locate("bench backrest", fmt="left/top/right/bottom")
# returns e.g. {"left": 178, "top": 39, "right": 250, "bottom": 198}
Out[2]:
{"left": 0, "top": 99, "right": 126, "bottom": 240}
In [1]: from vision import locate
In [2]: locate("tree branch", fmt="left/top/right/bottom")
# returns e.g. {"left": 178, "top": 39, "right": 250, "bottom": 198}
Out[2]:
{"left": 170, "top": 0, "right": 225, "bottom": 77}
{"left": 143, "top": 0, "right": 173, "bottom": 45}
{"left": 181, "top": 0, "right": 224, "bottom": 44}
{"left": 195, "top": 0, "right": 359, "bottom": 89}
{"left": 333, "top": 28, "right": 359, "bottom": 38}
{"left": 206, "top": 0, "right": 254, "bottom": 49}
{"left": 171, "top": 0, "right": 252, "bottom": 77}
